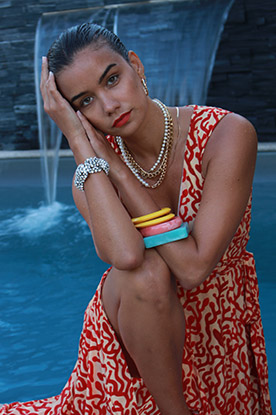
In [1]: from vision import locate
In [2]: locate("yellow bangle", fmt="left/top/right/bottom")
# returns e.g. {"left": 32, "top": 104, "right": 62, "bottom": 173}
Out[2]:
{"left": 135, "top": 213, "right": 175, "bottom": 228}
{"left": 132, "top": 207, "right": 171, "bottom": 225}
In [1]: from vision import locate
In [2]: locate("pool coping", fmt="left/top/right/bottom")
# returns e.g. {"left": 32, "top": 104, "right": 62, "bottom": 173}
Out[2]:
{"left": 0, "top": 142, "right": 276, "bottom": 159}
{"left": 0, "top": 149, "right": 73, "bottom": 159}
{"left": 0, "top": 144, "right": 275, "bottom": 188}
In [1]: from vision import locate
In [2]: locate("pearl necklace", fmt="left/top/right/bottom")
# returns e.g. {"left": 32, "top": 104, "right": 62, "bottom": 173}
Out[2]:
{"left": 115, "top": 99, "right": 174, "bottom": 188}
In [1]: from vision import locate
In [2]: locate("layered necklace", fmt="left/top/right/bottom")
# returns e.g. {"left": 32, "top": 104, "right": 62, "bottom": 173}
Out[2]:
{"left": 115, "top": 99, "right": 174, "bottom": 188}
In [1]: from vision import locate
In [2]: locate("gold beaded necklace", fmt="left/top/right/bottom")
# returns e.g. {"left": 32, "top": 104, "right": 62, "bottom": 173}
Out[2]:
{"left": 116, "top": 99, "right": 174, "bottom": 189}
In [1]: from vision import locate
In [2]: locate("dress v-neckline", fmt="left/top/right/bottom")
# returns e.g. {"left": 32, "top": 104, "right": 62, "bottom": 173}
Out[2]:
{"left": 176, "top": 105, "right": 197, "bottom": 216}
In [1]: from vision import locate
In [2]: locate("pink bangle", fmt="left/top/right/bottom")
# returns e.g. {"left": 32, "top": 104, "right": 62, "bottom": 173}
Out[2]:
{"left": 140, "top": 216, "right": 183, "bottom": 237}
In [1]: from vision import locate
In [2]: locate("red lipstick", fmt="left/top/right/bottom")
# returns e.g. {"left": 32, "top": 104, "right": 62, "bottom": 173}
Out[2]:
{"left": 112, "top": 111, "right": 131, "bottom": 128}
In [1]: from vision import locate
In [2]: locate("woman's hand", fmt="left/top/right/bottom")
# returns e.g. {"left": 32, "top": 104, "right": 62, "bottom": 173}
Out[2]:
{"left": 40, "top": 57, "right": 95, "bottom": 162}
{"left": 77, "top": 111, "right": 128, "bottom": 182}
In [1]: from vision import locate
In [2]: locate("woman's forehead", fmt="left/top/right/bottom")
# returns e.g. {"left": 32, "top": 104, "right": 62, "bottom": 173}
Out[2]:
{"left": 57, "top": 46, "right": 120, "bottom": 79}
{"left": 56, "top": 46, "right": 127, "bottom": 98}
{"left": 71, "top": 45, "right": 126, "bottom": 70}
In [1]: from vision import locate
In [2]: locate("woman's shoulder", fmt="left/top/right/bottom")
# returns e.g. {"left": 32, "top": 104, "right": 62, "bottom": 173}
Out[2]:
{"left": 203, "top": 110, "right": 258, "bottom": 174}
{"left": 183, "top": 104, "right": 230, "bottom": 120}
{"left": 210, "top": 110, "right": 257, "bottom": 146}
{"left": 181, "top": 104, "right": 257, "bottom": 147}
{"left": 179, "top": 105, "right": 231, "bottom": 134}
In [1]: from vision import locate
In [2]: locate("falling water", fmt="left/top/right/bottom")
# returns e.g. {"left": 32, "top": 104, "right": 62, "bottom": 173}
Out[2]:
{"left": 34, "top": 0, "right": 234, "bottom": 205}
{"left": 34, "top": 7, "right": 113, "bottom": 205}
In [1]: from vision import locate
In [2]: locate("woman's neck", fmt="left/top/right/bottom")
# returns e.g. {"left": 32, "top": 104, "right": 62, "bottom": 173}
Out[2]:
{"left": 121, "top": 98, "right": 172, "bottom": 170}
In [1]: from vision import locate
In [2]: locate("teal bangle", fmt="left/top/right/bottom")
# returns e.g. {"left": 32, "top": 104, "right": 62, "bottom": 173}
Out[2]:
{"left": 143, "top": 223, "right": 189, "bottom": 248}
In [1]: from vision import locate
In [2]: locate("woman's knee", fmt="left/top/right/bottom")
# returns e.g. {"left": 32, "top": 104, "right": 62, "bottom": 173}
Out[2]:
{"left": 123, "top": 249, "right": 174, "bottom": 307}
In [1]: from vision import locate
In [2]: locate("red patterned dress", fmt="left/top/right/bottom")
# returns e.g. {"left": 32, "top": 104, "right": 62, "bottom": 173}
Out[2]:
{"left": 0, "top": 106, "right": 272, "bottom": 415}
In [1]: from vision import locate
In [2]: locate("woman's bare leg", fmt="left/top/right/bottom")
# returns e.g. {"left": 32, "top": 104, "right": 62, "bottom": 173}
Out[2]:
{"left": 102, "top": 249, "right": 191, "bottom": 415}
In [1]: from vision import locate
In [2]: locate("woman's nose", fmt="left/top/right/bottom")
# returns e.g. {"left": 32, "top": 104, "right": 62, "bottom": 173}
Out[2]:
{"left": 101, "top": 93, "right": 120, "bottom": 115}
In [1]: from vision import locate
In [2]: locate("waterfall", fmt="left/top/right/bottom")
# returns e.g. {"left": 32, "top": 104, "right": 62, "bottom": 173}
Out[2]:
{"left": 34, "top": 7, "right": 112, "bottom": 205}
{"left": 34, "top": 22, "right": 62, "bottom": 205}
{"left": 34, "top": 0, "right": 234, "bottom": 205}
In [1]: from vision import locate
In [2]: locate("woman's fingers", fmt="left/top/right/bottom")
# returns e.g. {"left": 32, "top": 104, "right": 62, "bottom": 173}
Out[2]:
{"left": 77, "top": 111, "right": 96, "bottom": 139}
{"left": 39, "top": 58, "right": 96, "bottom": 161}
{"left": 40, "top": 58, "right": 58, "bottom": 113}
{"left": 46, "top": 71, "right": 65, "bottom": 109}
{"left": 40, "top": 57, "right": 50, "bottom": 105}
{"left": 77, "top": 110, "right": 90, "bottom": 127}
{"left": 40, "top": 57, "right": 53, "bottom": 102}
{"left": 40, "top": 57, "right": 48, "bottom": 88}
{"left": 41, "top": 63, "right": 73, "bottom": 119}
{"left": 77, "top": 111, "right": 105, "bottom": 144}
{"left": 77, "top": 111, "right": 120, "bottom": 166}
{"left": 40, "top": 57, "right": 67, "bottom": 113}
{"left": 77, "top": 111, "right": 98, "bottom": 136}
{"left": 40, "top": 61, "right": 86, "bottom": 143}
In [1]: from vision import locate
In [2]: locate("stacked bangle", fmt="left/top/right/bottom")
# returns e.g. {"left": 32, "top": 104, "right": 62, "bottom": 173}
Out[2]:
{"left": 135, "top": 213, "right": 175, "bottom": 228}
{"left": 132, "top": 207, "right": 171, "bottom": 225}
{"left": 132, "top": 208, "right": 189, "bottom": 248}
{"left": 140, "top": 216, "right": 183, "bottom": 237}
{"left": 143, "top": 223, "right": 189, "bottom": 248}
{"left": 74, "top": 157, "right": 110, "bottom": 192}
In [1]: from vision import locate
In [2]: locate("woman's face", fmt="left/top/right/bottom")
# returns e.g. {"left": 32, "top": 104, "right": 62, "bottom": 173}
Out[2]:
{"left": 56, "top": 45, "right": 148, "bottom": 137}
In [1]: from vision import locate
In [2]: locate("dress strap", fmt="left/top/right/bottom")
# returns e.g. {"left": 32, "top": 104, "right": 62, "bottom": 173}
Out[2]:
{"left": 176, "top": 107, "right": 180, "bottom": 140}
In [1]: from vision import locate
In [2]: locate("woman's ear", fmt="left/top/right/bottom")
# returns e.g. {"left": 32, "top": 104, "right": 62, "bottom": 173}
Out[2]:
{"left": 128, "top": 50, "right": 145, "bottom": 77}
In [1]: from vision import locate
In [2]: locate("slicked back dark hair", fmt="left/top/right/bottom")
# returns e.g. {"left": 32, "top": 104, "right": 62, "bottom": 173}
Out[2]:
{"left": 47, "top": 22, "right": 129, "bottom": 74}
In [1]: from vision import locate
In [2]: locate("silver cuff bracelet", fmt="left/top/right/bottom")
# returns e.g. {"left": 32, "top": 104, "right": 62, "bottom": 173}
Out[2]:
{"left": 74, "top": 157, "right": 110, "bottom": 192}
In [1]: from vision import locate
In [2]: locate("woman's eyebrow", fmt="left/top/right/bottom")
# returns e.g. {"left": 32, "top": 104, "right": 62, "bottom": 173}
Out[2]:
{"left": 71, "top": 91, "right": 88, "bottom": 104}
{"left": 70, "top": 63, "right": 117, "bottom": 104}
{"left": 99, "top": 63, "right": 117, "bottom": 84}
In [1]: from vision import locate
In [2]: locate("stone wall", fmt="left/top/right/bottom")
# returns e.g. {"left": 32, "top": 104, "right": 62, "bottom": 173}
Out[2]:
{"left": 0, "top": 0, "right": 275, "bottom": 150}
{"left": 207, "top": 0, "right": 276, "bottom": 142}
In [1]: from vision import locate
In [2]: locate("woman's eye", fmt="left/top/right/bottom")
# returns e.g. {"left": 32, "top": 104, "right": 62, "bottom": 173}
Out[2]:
{"left": 107, "top": 75, "right": 118, "bottom": 86}
{"left": 81, "top": 96, "right": 93, "bottom": 107}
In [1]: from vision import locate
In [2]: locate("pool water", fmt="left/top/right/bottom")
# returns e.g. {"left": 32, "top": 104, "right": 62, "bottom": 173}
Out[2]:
{"left": 0, "top": 165, "right": 275, "bottom": 409}
{"left": 0, "top": 187, "right": 108, "bottom": 402}
{"left": 247, "top": 180, "right": 276, "bottom": 410}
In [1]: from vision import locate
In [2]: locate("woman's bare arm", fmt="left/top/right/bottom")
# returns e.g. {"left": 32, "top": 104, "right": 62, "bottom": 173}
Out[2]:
{"left": 41, "top": 58, "right": 146, "bottom": 269}
{"left": 155, "top": 113, "right": 257, "bottom": 289}
{"left": 77, "top": 112, "right": 257, "bottom": 288}
{"left": 42, "top": 58, "right": 257, "bottom": 283}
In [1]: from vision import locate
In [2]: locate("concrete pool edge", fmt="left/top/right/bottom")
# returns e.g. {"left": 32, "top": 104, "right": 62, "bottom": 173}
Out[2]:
{"left": 0, "top": 145, "right": 275, "bottom": 187}
{"left": 0, "top": 149, "right": 73, "bottom": 159}
{"left": 0, "top": 143, "right": 275, "bottom": 160}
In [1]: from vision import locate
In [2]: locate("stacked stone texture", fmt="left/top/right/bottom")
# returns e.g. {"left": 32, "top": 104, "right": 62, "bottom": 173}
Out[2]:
{"left": 207, "top": 0, "right": 276, "bottom": 142}
{"left": 0, "top": 0, "right": 275, "bottom": 150}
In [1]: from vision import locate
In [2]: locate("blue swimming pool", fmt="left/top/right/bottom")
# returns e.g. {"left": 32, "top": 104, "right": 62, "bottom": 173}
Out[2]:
{"left": 0, "top": 153, "right": 275, "bottom": 409}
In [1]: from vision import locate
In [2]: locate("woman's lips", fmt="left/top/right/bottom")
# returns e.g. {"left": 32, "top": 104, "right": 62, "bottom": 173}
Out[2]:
{"left": 112, "top": 111, "right": 131, "bottom": 128}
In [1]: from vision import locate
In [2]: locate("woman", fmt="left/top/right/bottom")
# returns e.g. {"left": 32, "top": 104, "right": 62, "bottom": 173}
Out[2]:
{"left": 1, "top": 23, "right": 271, "bottom": 415}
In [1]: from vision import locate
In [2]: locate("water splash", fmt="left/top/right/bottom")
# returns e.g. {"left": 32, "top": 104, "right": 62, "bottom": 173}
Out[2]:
{"left": 0, "top": 202, "right": 66, "bottom": 238}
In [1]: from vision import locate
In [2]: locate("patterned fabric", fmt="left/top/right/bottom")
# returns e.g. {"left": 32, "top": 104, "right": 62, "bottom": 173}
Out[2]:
{"left": 1, "top": 106, "right": 271, "bottom": 415}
